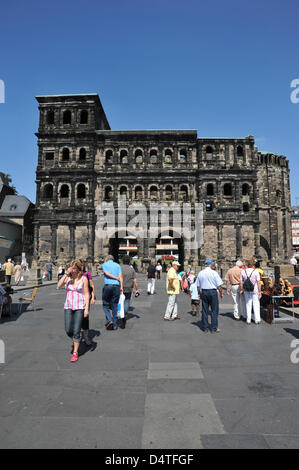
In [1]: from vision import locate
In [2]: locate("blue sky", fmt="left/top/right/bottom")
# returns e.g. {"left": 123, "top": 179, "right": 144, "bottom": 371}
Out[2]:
{"left": 0, "top": 0, "right": 298, "bottom": 203}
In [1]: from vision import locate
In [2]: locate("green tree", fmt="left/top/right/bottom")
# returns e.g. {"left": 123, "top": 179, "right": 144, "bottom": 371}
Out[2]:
{"left": 0, "top": 172, "right": 18, "bottom": 194}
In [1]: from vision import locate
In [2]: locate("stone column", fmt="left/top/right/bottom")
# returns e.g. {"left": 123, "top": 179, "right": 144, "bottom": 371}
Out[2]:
{"left": 236, "top": 224, "right": 242, "bottom": 259}
{"left": 69, "top": 224, "right": 75, "bottom": 260}
{"left": 33, "top": 223, "right": 39, "bottom": 261}
{"left": 254, "top": 223, "right": 261, "bottom": 259}
{"left": 87, "top": 223, "right": 94, "bottom": 263}
{"left": 217, "top": 222, "right": 223, "bottom": 263}
{"left": 51, "top": 223, "right": 57, "bottom": 261}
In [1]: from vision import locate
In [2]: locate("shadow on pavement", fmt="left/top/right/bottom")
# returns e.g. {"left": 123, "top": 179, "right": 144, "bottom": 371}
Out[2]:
{"left": 284, "top": 328, "right": 299, "bottom": 339}
{"left": 79, "top": 329, "right": 101, "bottom": 355}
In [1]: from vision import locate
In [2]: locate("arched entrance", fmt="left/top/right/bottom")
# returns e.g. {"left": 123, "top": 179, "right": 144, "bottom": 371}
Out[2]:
{"left": 109, "top": 232, "right": 138, "bottom": 263}
{"left": 155, "top": 230, "right": 184, "bottom": 267}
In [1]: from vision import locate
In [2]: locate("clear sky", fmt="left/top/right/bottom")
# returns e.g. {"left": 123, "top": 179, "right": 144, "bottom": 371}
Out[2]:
{"left": 0, "top": 0, "right": 298, "bottom": 204}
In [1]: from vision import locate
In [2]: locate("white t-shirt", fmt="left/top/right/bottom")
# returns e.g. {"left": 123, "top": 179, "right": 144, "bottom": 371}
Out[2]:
{"left": 189, "top": 283, "right": 199, "bottom": 300}
{"left": 290, "top": 257, "right": 297, "bottom": 266}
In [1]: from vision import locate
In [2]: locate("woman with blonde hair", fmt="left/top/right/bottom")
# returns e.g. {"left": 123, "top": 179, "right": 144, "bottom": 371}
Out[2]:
{"left": 57, "top": 259, "right": 90, "bottom": 362}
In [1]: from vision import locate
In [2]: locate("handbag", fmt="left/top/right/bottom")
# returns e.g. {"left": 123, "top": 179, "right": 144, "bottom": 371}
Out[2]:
{"left": 117, "top": 293, "right": 125, "bottom": 318}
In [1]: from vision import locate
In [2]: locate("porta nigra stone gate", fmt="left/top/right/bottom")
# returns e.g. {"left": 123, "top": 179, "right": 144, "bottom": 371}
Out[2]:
{"left": 34, "top": 94, "right": 291, "bottom": 272}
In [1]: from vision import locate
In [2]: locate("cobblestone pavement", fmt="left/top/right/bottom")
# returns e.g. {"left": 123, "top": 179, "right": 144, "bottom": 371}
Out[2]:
{"left": 1, "top": 274, "right": 299, "bottom": 449}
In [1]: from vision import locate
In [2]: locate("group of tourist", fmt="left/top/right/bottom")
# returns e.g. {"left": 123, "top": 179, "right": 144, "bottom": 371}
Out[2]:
{"left": 0, "top": 258, "right": 24, "bottom": 286}
{"left": 56, "top": 253, "right": 266, "bottom": 363}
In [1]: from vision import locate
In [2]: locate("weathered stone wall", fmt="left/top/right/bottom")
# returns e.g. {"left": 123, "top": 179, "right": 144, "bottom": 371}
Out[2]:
{"left": 34, "top": 95, "right": 292, "bottom": 270}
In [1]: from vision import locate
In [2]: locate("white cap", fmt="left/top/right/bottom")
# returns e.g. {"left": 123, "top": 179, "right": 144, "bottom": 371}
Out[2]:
{"left": 172, "top": 261, "right": 181, "bottom": 266}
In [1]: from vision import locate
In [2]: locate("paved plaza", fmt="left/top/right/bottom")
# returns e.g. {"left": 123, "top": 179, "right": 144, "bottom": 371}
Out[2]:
{"left": 1, "top": 274, "right": 299, "bottom": 449}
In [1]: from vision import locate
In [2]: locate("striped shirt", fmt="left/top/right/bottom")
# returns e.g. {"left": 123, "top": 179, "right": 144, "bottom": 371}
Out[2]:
{"left": 64, "top": 279, "right": 86, "bottom": 310}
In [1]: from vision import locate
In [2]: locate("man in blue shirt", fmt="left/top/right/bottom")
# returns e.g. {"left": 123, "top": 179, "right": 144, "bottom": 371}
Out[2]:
{"left": 196, "top": 260, "right": 224, "bottom": 333}
{"left": 102, "top": 255, "right": 123, "bottom": 330}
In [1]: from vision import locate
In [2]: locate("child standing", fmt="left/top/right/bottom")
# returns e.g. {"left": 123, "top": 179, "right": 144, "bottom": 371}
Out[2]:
{"left": 189, "top": 279, "right": 200, "bottom": 316}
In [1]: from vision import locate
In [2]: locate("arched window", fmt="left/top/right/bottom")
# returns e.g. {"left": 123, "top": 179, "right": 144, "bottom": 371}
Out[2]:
{"left": 237, "top": 145, "right": 244, "bottom": 157}
{"left": 77, "top": 184, "right": 86, "bottom": 199}
{"left": 242, "top": 183, "right": 250, "bottom": 196}
{"left": 80, "top": 110, "right": 88, "bottom": 124}
{"left": 105, "top": 186, "right": 113, "bottom": 201}
{"left": 243, "top": 202, "right": 250, "bottom": 212}
{"left": 179, "top": 149, "right": 187, "bottom": 161}
{"left": 63, "top": 110, "right": 72, "bottom": 124}
{"left": 62, "top": 148, "right": 70, "bottom": 161}
{"left": 135, "top": 186, "right": 143, "bottom": 200}
{"left": 120, "top": 150, "right": 128, "bottom": 164}
{"left": 60, "top": 185, "right": 69, "bottom": 198}
{"left": 207, "top": 183, "right": 214, "bottom": 196}
{"left": 150, "top": 186, "right": 158, "bottom": 200}
{"left": 223, "top": 183, "right": 232, "bottom": 196}
{"left": 165, "top": 185, "right": 173, "bottom": 200}
{"left": 120, "top": 186, "right": 128, "bottom": 198}
{"left": 165, "top": 149, "right": 172, "bottom": 163}
{"left": 46, "top": 111, "right": 55, "bottom": 125}
{"left": 45, "top": 152, "right": 54, "bottom": 161}
{"left": 44, "top": 184, "right": 53, "bottom": 200}
{"left": 150, "top": 149, "right": 158, "bottom": 163}
{"left": 105, "top": 150, "right": 113, "bottom": 164}
{"left": 180, "top": 185, "right": 188, "bottom": 201}
{"left": 79, "top": 148, "right": 86, "bottom": 160}
{"left": 135, "top": 149, "right": 143, "bottom": 163}
{"left": 206, "top": 146, "right": 213, "bottom": 157}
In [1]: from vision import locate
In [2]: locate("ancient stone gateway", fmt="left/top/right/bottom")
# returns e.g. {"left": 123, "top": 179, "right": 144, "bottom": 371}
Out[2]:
{"left": 34, "top": 94, "right": 291, "bottom": 272}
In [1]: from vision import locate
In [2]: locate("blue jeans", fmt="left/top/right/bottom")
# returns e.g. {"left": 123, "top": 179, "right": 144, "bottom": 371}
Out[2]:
{"left": 200, "top": 289, "right": 219, "bottom": 331}
{"left": 124, "top": 292, "right": 132, "bottom": 317}
{"left": 46, "top": 270, "right": 52, "bottom": 281}
{"left": 102, "top": 285, "right": 120, "bottom": 329}
{"left": 64, "top": 309, "right": 84, "bottom": 342}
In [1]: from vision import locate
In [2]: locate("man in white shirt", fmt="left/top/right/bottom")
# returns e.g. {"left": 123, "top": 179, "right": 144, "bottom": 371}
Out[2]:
{"left": 290, "top": 256, "right": 298, "bottom": 276}
{"left": 196, "top": 259, "right": 223, "bottom": 333}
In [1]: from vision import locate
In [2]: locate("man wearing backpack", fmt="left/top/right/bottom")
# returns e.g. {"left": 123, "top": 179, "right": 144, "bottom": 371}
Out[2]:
{"left": 240, "top": 258, "right": 262, "bottom": 325}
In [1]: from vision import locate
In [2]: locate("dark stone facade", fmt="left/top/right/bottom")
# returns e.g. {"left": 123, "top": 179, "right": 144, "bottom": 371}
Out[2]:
{"left": 34, "top": 94, "right": 291, "bottom": 271}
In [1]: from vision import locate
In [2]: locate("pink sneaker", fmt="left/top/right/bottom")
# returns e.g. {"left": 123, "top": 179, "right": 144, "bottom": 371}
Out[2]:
{"left": 70, "top": 352, "right": 78, "bottom": 363}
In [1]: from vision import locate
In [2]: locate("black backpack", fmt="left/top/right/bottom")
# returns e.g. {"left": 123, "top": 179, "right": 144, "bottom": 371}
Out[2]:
{"left": 243, "top": 270, "right": 255, "bottom": 292}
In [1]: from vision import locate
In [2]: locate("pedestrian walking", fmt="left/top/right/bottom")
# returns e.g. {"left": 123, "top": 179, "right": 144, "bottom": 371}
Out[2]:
{"left": 146, "top": 260, "right": 157, "bottom": 295}
{"left": 102, "top": 255, "right": 123, "bottom": 331}
{"left": 57, "top": 259, "right": 90, "bottom": 363}
{"left": 240, "top": 258, "right": 261, "bottom": 325}
{"left": 225, "top": 260, "right": 245, "bottom": 320}
{"left": 290, "top": 255, "right": 297, "bottom": 276}
{"left": 164, "top": 260, "right": 181, "bottom": 321}
{"left": 80, "top": 260, "right": 96, "bottom": 345}
{"left": 2, "top": 258, "right": 14, "bottom": 285}
{"left": 196, "top": 260, "right": 224, "bottom": 333}
{"left": 189, "top": 277, "right": 200, "bottom": 316}
{"left": 45, "top": 260, "right": 54, "bottom": 281}
{"left": 14, "top": 262, "right": 23, "bottom": 286}
{"left": 156, "top": 262, "right": 162, "bottom": 280}
{"left": 121, "top": 255, "right": 140, "bottom": 328}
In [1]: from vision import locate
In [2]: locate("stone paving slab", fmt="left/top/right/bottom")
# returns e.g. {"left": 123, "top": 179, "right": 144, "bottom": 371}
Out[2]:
{"left": 0, "top": 416, "right": 143, "bottom": 449}
{"left": 201, "top": 434, "right": 270, "bottom": 449}
{"left": 142, "top": 393, "right": 225, "bottom": 449}
{"left": 1, "top": 275, "right": 299, "bottom": 449}
{"left": 148, "top": 362, "right": 204, "bottom": 379}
